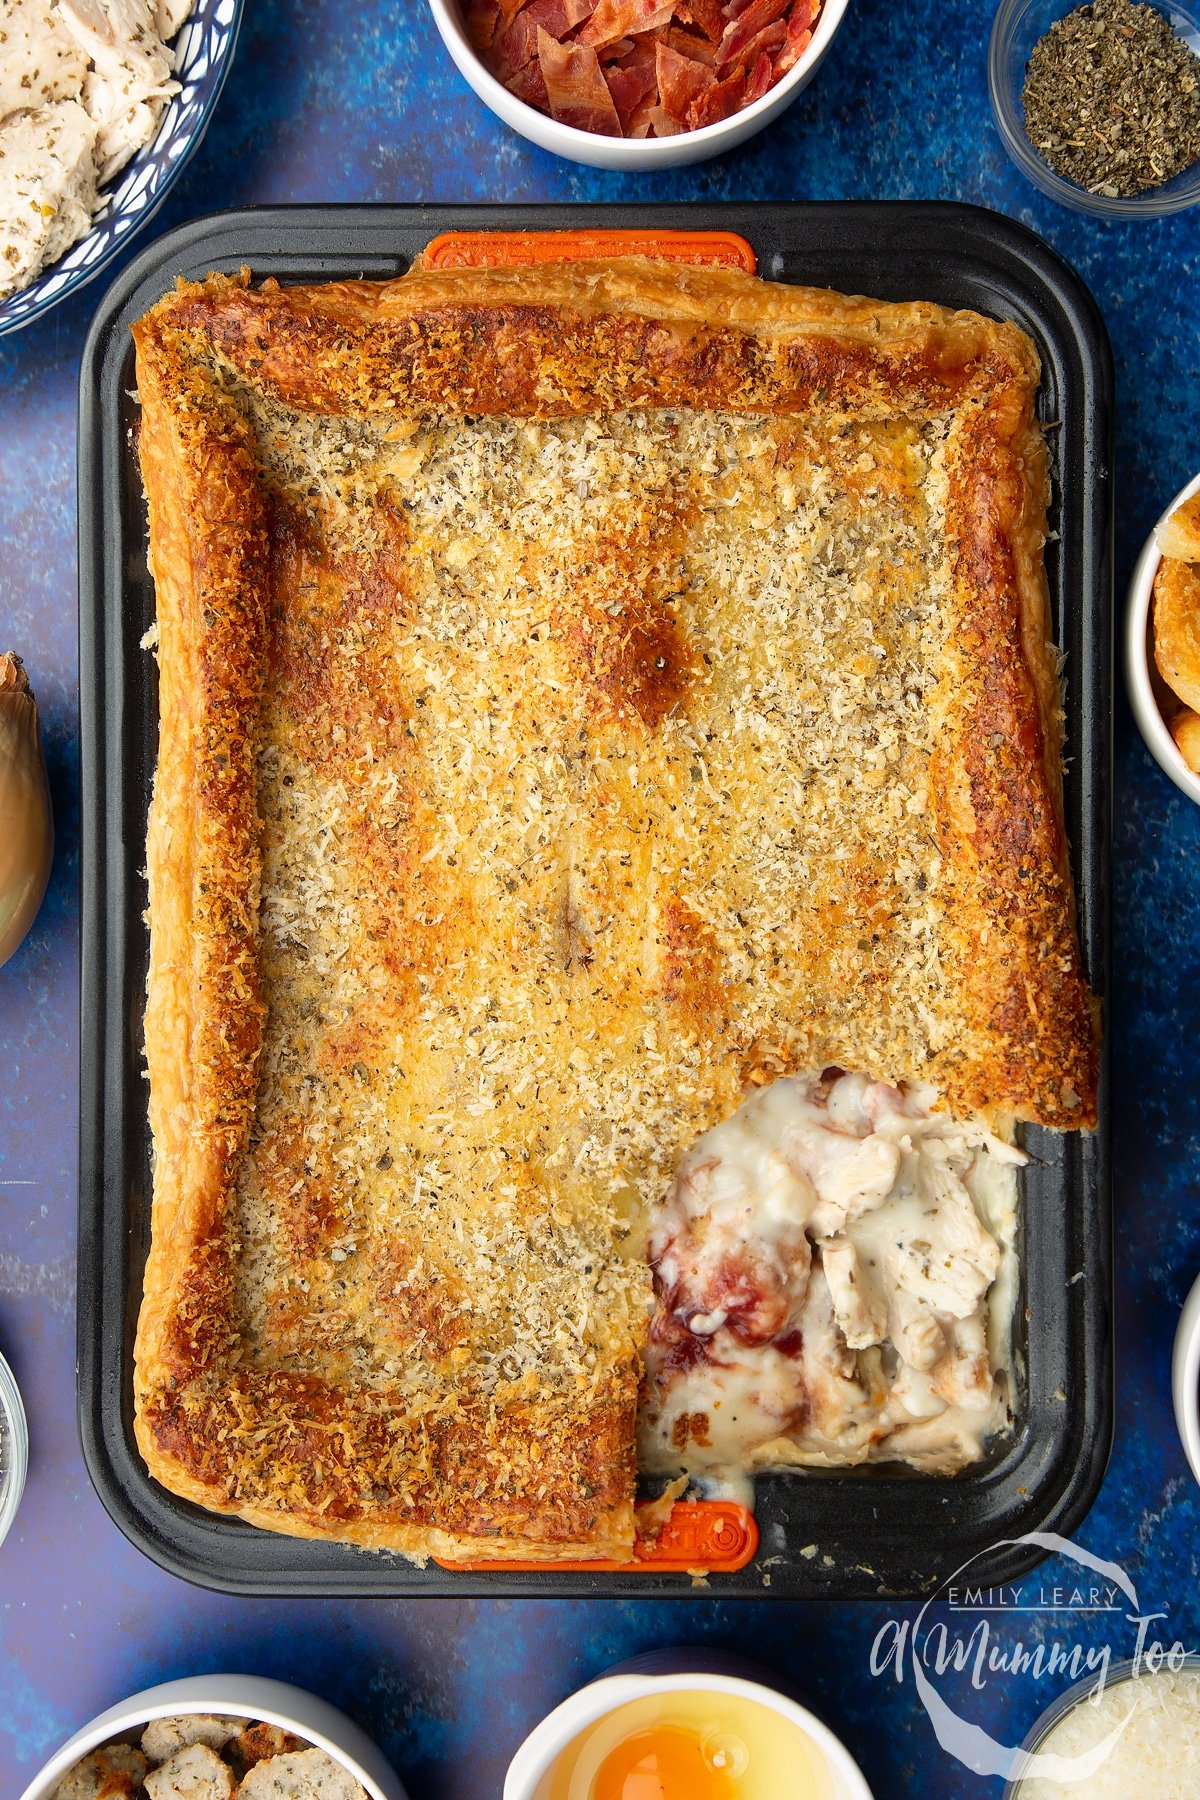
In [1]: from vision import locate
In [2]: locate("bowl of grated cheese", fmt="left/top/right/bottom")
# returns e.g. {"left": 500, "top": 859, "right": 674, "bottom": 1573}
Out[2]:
{"left": 1005, "top": 1657, "right": 1200, "bottom": 1798}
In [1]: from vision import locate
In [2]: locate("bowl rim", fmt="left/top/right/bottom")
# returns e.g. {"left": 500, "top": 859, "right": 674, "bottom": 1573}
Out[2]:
{"left": 425, "top": 0, "right": 851, "bottom": 166}
{"left": 17, "top": 1675, "right": 407, "bottom": 1800}
{"left": 1124, "top": 469, "right": 1200, "bottom": 807}
{"left": 1171, "top": 1266, "right": 1200, "bottom": 1489}
{"left": 0, "top": 1349, "right": 28, "bottom": 1550}
{"left": 988, "top": 0, "right": 1200, "bottom": 219}
{"left": 502, "top": 1670, "right": 873, "bottom": 1800}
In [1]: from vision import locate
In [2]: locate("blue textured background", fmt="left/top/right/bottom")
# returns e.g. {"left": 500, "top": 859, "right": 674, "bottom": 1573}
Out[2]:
{"left": 2, "top": 1, "right": 1199, "bottom": 1795}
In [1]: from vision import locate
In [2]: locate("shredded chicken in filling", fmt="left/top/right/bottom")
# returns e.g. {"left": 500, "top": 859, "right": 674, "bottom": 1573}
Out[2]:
{"left": 639, "top": 1070, "right": 1022, "bottom": 1497}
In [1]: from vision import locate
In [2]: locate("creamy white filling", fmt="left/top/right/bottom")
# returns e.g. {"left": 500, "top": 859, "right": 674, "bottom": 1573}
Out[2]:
{"left": 638, "top": 1070, "right": 1022, "bottom": 1498}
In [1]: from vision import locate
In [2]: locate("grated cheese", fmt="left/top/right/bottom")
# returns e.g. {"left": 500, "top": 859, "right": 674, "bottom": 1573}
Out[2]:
{"left": 209, "top": 385, "right": 995, "bottom": 1448}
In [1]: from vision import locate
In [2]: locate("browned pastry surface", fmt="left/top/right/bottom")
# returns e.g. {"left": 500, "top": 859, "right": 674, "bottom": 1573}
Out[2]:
{"left": 132, "top": 260, "right": 1098, "bottom": 1561}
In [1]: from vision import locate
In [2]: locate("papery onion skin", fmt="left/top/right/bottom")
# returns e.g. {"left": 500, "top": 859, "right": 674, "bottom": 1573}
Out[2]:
{"left": 0, "top": 653, "right": 54, "bottom": 970}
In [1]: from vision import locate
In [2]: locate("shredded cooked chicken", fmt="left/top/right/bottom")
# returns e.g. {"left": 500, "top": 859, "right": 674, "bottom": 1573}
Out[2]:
{"left": 640, "top": 1070, "right": 1023, "bottom": 1495}
{"left": 0, "top": 0, "right": 193, "bottom": 296}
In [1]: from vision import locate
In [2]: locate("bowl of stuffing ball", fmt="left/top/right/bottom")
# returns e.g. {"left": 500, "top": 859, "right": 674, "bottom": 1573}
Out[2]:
{"left": 990, "top": 0, "right": 1200, "bottom": 217}
{"left": 426, "top": 0, "right": 851, "bottom": 168}
{"left": 0, "top": 0, "right": 244, "bottom": 335}
{"left": 1126, "top": 473, "right": 1200, "bottom": 805}
{"left": 18, "top": 1676, "right": 408, "bottom": 1800}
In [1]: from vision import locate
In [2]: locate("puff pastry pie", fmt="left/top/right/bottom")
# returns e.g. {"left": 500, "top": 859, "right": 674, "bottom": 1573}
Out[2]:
{"left": 132, "top": 258, "right": 1098, "bottom": 1564}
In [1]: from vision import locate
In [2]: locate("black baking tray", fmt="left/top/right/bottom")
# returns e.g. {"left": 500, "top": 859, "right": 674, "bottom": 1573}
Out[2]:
{"left": 78, "top": 202, "right": 1113, "bottom": 1598}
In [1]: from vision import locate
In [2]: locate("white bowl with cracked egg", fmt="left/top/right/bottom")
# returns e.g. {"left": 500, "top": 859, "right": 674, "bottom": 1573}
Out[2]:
{"left": 18, "top": 1675, "right": 408, "bottom": 1800}
{"left": 504, "top": 1658, "right": 873, "bottom": 1800}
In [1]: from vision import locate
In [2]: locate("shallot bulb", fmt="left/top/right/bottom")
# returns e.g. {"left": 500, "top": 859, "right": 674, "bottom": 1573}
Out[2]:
{"left": 0, "top": 653, "right": 53, "bottom": 969}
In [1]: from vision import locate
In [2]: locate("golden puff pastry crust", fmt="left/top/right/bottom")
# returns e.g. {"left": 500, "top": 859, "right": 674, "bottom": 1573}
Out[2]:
{"left": 132, "top": 260, "right": 1097, "bottom": 1563}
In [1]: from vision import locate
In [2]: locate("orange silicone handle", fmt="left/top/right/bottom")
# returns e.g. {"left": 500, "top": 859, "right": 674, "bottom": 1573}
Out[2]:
{"left": 432, "top": 1501, "right": 759, "bottom": 1575}
{"left": 421, "top": 228, "right": 757, "bottom": 273}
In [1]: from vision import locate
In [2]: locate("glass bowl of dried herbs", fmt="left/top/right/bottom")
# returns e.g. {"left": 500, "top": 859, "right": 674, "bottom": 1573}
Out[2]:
{"left": 990, "top": 0, "right": 1200, "bottom": 216}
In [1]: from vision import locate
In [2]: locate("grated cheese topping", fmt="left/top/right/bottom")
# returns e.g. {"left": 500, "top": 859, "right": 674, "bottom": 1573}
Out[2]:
{"left": 220, "top": 391, "right": 970, "bottom": 1417}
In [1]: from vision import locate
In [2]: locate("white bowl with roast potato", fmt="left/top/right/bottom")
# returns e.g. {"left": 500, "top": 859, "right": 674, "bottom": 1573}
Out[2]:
{"left": 18, "top": 1676, "right": 408, "bottom": 1800}
{"left": 1126, "top": 472, "right": 1200, "bottom": 806}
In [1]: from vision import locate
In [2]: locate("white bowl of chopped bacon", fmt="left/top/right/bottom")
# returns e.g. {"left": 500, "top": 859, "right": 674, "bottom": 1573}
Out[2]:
{"left": 428, "top": 0, "right": 850, "bottom": 167}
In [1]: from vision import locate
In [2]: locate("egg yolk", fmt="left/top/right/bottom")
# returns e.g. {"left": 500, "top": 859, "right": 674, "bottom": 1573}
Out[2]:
{"left": 591, "top": 1726, "right": 739, "bottom": 1800}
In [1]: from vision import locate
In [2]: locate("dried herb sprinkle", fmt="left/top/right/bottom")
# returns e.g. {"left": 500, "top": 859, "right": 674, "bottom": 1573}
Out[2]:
{"left": 1022, "top": 0, "right": 1200, "bottom": 197}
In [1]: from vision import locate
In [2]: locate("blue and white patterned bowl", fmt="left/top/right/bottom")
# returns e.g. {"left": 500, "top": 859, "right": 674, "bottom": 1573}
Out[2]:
{"left": 0, "top": 0, "right": 243, "bottom": 336}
